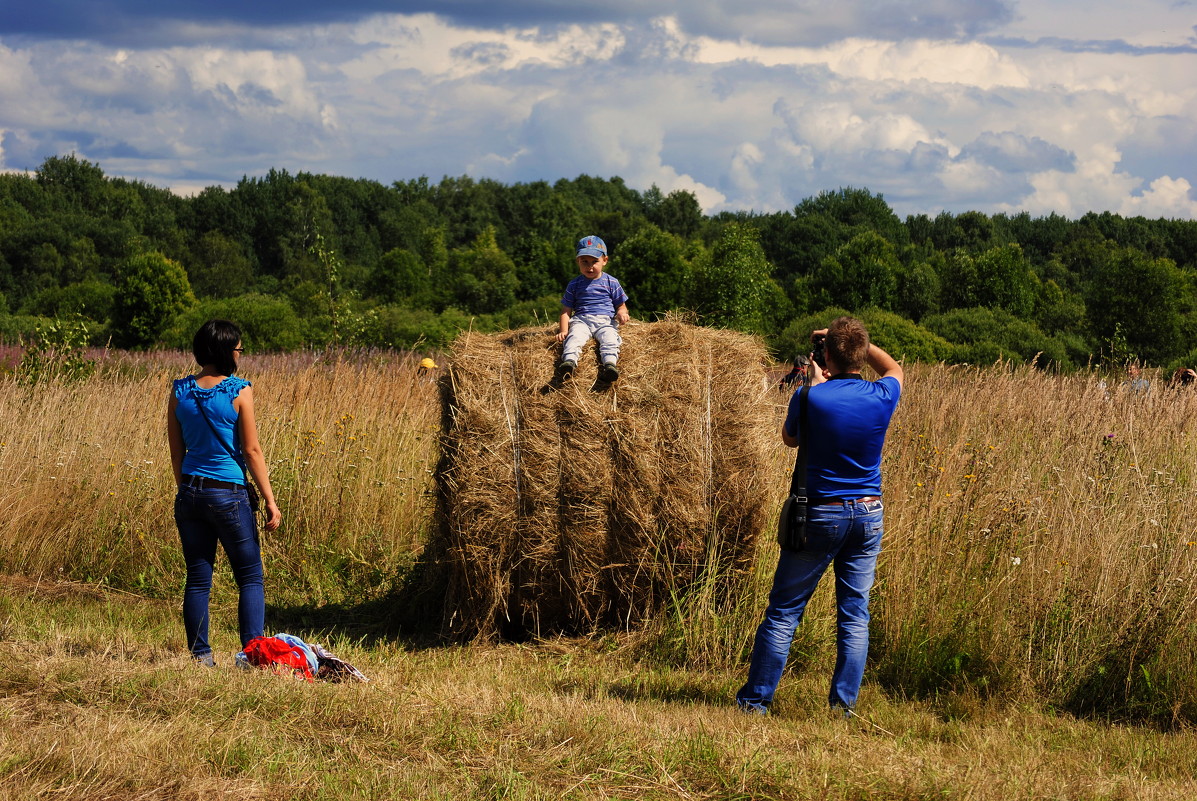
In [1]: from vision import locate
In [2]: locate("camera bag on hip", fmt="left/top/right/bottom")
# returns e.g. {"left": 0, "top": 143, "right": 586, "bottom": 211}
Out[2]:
{"left": 777, "top": 386, "right": 810, "bottom": 552}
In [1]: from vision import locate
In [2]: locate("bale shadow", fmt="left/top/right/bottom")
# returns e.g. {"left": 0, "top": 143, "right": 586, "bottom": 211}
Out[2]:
{"left": 264, "top": 547, "right": 455, "bottom": 651}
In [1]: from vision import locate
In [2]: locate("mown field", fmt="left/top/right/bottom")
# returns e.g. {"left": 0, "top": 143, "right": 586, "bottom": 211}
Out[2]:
{"left": 1, "top": 344, "right": 1195, "bottom": 799}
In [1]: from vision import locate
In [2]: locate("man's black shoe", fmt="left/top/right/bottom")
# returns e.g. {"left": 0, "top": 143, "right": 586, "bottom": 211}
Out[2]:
{"left": 555, "top": 360, "right": 576, "bottom": 380}
{"left": 599, "top": 362, "right": 619, "bottom": 382}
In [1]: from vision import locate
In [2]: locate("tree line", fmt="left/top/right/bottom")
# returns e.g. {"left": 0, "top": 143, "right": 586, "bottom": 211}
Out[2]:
{"left": 2, "top": 153, "right": 1196, "bottom": 369}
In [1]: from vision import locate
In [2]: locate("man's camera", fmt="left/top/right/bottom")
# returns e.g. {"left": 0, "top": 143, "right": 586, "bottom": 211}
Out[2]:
{"left": 811, "top": 334, "right": 827, "bottom": 369}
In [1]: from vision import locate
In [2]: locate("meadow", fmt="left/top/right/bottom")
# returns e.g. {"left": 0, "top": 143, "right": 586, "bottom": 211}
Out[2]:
{"left": 1, "top": 346, "right": 1195, "bottom": 799}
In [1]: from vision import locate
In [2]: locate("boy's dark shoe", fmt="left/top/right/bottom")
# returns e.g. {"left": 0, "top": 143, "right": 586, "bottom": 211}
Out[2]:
{"left": 599, "top": 362, "right": 620, "bottom": 382}
{"left": 555, "top": 359, "right": 576, "bottom": 380}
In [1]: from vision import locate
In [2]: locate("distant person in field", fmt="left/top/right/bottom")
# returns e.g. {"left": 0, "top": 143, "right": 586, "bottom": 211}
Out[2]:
{"left": 778, "top": 355, "right": 810, "bottom": 391}
{"left": 737, "top": 316, "right": 903, "bottom": 718}
{"left": 1122, "top": 362, "right": 1150, "bottom": 395}
{"left": 555, "top": 235, "right": 630, "bottom": 383}
{"left": 1169, "top": 367, "right": 1196, "bottom": 388}
{"left": 167, "top": 319, "right": 281, "bottom": 667}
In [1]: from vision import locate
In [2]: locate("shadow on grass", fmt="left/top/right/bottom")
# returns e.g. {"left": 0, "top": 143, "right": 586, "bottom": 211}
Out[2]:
{"left": 605, "top": 672, "right": 732, "bottom": 705}
{"left": 264, "top": 549, "right": 453, "bottom": 651}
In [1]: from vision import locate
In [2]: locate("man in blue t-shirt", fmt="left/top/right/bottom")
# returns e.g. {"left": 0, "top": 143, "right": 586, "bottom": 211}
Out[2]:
{"left": 555, "top": 235, "right": 630, "bottom": 383}
{"left": 737, "top": 316, "right": 903, "bottom": 718}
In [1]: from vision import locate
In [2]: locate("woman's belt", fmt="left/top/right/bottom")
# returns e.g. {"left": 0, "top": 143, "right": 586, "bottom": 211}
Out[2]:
{"left": 809, "top": 495, "right": 881, "bottom": 507}
{"left": 181, "top": 474, "right": 242, "bottom": 490}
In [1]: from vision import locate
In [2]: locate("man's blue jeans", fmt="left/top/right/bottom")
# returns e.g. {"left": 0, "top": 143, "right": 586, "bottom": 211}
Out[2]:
{"left": 737, "top": 498, "right": 884, "bottom": 713}
{"left": 174, "top": 485, "right": 265, "bottom": 658}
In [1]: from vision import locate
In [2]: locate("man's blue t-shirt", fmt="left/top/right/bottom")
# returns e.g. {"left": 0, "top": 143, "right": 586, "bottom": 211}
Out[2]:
{"left": 784, "top": 374, "right": 901, "bottom": 499}
{"left": 562, "top": 273, "right": 628, "bottom": 317}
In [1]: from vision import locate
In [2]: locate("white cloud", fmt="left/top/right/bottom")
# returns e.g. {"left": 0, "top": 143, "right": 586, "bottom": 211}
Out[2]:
{"left": 1121, "top": 176, "right": 1197, "bottom": 218}
{"left": 776, "top": 99, "right": 947, "bottom": 155}
{"left": 694, "top": 36, "right": 1030, "bottom": 90}
{"left": 0, "top": 6, "right": 1193, "bottom": 219}
{"left": 341, "top": 14, "right": 624, "bottom": 81}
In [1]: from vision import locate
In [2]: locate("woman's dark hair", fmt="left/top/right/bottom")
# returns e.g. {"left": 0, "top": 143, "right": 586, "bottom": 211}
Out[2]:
{"left": 193, "top": 319, "right": 241, "bottom": 375}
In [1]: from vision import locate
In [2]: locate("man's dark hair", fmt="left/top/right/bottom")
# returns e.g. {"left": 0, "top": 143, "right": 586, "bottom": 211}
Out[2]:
{"left": 193, "top": 319, "right": 241, "bottom": 375}
{"left": 826, "top": 316, "right": 870, "bottom": 372}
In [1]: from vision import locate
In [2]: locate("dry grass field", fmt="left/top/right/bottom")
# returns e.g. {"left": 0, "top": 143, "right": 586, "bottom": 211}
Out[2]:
{"left": 1, "top": 333, "right": 1195, "bottom": 799}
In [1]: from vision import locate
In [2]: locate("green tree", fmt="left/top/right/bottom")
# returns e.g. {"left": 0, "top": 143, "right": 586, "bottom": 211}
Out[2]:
{"left": 926, "top": 210, "right": 999, "bottom": 253}
{"left": 611, "top": 226, "right": 690, "bottom": 317}
{"left": 419, "top": 227, "right": 453, "bottom": 310}
{"left": 449, "top": 227, "right": 519, "bottom": 314}
{"left": 162, "top": 294, "right": 304, "bottom": 352}
{"left": 186, "top": 231, "right": 254, "bottom": 298}
{"left": 278, "top": 182, "right": 337, "bottom": 286}
{"left": 1055, "top": 227, "right": 1116, "bottom": 286}
{"left": 794, "top": 187, "right": 906, "bottom": 244}
{"left": 1085, "top": 247, "right": 1185, "bottom": 364}
{"left": 35, "top": 154, "right": 109, "bottom": 215}
{"left": 751, "top": 210, "right": 842, "bottom": 286}
{"left": 809, "top": 230, "right": 899, "bottom": 312}
{"left": 756, "top": 187, "right": 906, "bottom": 310}
{"left": 973, "top": 244, "right": 1038, "bottom": 318}
{"left": 16, "top": 315, "right": 97, "bottom": 384}
{"left": 894, "top": 256, "right": 941, "bottom": 321}
{"left": 992, "top": 211, "right": 1071, "bottom": 267}
{"left": 857, "top": 308, "right": 956, "bottom": 364}
{"left": 689, "top": 223, "right": 777, "bottom": 333}
{"left": 111, "top": 251, "right": 195, "bottom": 348}
{"left": 370, "top": 247, "right": 431, "bottom": 307}
{"left": 511, "top": 234, "right": 565, "bottom": 302}
{"left": 647, "top": 188, "right": 703, "bottom": 239}
{"left": 430, "top": 175, "right": 505, "bottom": 249}
{"left": 939, "top": 245, "right": 1038, "bottom": 319}
{"left": 1034, "top": 278, "right": 1086, "bottom": 336}
{"left": 923, "top": 307, "right": 1071, "bottom": 368}
{"left": 20, "top": 279, "right": 115, "bottom": 323}
{"left": 372, "top": 305, "right": 477, "bottom": 350}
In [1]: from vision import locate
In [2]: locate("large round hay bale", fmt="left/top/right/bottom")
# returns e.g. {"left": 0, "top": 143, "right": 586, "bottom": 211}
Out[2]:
{"left": 435, "top": 319, "right": 777, "bottom": 640}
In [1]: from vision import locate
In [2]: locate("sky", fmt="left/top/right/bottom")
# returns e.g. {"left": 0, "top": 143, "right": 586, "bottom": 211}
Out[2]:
{"left": 1, "top": 1, "right": 1196, "bottom": 220}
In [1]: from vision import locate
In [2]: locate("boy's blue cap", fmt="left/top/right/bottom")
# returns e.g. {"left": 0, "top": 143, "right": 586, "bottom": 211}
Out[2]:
{"left": 576, "top": 235, "right": 607, "bottom": 259}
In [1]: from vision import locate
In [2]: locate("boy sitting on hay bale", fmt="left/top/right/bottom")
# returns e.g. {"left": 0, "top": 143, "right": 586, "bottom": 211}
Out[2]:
{"left": 555, "top": 235, "right": 630, "bottom": 383}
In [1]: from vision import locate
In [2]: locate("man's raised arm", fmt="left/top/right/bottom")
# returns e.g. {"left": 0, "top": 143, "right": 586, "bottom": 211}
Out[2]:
{"left": 867, "top": 343, "right": 903, "bottom": 389}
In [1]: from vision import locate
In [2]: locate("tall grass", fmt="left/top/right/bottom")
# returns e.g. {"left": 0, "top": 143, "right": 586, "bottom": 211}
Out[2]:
{"left": 645, "top": 364, "right": 1197, "bottom": 724}
{"left": 875, "top": 364, "right": 1197, "bottom": 722}
{"left": 1, "top": 355, "right": 1195, "bottom": 722}
{"left": 0, "top": 350, "right": 440, "bottom": 607}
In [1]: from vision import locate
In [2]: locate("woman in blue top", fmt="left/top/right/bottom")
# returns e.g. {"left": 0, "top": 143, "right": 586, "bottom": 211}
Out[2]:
{"left": 167, "top": 319, "right": 281, "bottom": 666}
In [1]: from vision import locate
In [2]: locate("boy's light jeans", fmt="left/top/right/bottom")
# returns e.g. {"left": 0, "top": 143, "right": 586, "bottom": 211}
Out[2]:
{"left": 562, "top": 314, "right": 621, "bottom": 365}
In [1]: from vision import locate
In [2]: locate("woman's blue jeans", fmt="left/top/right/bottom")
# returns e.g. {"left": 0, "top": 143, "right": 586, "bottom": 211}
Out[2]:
{"left": 174, "top": 485, "right": 265, "bottom": 658}
{"left": 737, "top": 498, "right": 884, "bottom": 713}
